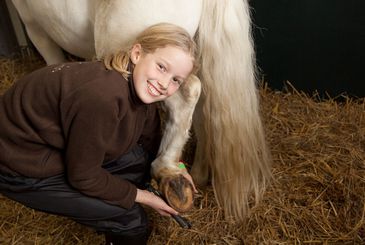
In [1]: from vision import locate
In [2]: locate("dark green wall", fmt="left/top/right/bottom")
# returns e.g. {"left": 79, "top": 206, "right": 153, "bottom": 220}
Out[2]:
{"left": 251, "top": 0, "right": 365, "bottom": 97}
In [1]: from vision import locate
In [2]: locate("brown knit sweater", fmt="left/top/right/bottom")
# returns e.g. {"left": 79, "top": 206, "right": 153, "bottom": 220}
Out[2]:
{"left": 0, "top": 61, "right": 161, "bottom": 209}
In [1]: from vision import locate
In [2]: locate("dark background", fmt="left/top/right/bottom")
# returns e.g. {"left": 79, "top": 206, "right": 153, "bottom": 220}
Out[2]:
{"left": 0, "top": 1, "right": 18, "bottom": 57}
{"left": 1, "top": 1, "right": 365, "bottom": 98}
{"left": 251, "top": 0, "right": 365, "bottom": 98}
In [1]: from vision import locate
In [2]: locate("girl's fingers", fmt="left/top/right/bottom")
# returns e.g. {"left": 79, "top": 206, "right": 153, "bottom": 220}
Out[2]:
{"left": 158, "top": 210, "right": 171, "bottom": 216}
{"left": 150, "top": 193, "right": 179, "bottom": 216}
{"left": 163, "top": 205, "right": 179, "bottom": 216}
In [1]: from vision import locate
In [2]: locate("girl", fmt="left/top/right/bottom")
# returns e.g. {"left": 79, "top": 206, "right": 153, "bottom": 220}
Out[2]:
{"left": 0, "top": 23, "right": 198, "bottom": 245}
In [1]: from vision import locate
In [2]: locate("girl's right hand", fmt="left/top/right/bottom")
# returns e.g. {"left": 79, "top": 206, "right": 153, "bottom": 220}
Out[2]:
{"left": 135, "top": 188, "right": 179, "bottom": 216}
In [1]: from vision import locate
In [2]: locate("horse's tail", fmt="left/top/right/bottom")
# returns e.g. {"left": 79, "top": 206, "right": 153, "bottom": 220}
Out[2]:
{"left": 194, "top": 0, "right": 272, "bottom": 220}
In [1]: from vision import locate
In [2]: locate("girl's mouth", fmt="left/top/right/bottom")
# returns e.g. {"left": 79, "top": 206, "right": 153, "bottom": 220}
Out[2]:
{"left": 147, "top": 81, "right": 161, "bottom": 97}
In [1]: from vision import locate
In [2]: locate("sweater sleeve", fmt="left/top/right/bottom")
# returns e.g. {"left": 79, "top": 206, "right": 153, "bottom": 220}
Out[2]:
{"left": 61, "top": 86, "right": 137, "bottom": 209}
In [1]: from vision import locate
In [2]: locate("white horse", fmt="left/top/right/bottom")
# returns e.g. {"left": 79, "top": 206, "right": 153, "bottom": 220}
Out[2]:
{"left": 11, "top": 0, "right": 271, "bottom": 220}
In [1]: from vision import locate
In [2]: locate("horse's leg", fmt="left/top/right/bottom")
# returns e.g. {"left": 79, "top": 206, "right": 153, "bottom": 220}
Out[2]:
{"left": 12, "top": 0, "right": 66, "bottom": 64}
{"left": 151, "top": 75, "right": 201, "bottom": 212}
{"left": 23, "top": 24, "right": 66, "bottom": 65}
{"left": 190, "top": 99, "right": 210, "bottom": 187}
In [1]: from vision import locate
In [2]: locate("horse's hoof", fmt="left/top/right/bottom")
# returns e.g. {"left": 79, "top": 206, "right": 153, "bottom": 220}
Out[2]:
{"left": 160, "top": 175, "right": 194, "bottom": 213}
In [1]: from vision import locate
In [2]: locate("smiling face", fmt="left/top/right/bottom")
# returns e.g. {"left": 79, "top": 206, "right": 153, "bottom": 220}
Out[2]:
{"left": 130, "top": 44, "right": 194, "bottom": 104}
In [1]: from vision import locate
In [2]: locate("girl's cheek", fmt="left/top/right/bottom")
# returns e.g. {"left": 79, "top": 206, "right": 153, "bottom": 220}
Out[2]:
{"left": 168, "top": 84, "right": 180, "bottom": 96}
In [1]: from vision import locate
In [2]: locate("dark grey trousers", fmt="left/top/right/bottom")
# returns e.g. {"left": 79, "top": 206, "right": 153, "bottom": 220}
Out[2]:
{"left": 0, "top": 145, "right": 151, "bottom": 235}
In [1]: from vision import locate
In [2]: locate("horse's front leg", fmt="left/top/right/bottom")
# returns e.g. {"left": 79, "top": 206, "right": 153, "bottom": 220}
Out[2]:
{"left": 12, "top": 1, "right": 66, "bottom": 65}
{"left": 151, "top": 75, "right": 201, "bottom": 212}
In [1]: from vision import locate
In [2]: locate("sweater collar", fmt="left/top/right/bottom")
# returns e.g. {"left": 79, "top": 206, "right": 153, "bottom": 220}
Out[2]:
{"left": 127, "top": 65, "right": 146, "bottom": 107}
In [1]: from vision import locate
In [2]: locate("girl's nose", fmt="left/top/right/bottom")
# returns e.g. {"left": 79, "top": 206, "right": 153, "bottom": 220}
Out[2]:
{"left": 157, "top": 78, "right": 169, "bottom": 90}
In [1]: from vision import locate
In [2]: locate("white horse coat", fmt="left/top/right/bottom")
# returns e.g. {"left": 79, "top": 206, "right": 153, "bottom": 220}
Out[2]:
{"left": 12, "top": 0, "right": 271, "bottom": 220}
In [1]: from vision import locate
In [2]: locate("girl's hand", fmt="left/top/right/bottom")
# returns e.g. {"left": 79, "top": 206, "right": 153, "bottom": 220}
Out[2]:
{"left": 135, "top": 189, "right": 178, "bottom": 216}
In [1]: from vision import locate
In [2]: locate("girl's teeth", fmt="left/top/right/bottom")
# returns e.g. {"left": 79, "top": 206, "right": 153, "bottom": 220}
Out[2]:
{"left": 147, "top": 83, "right": 160, "bottom": 96}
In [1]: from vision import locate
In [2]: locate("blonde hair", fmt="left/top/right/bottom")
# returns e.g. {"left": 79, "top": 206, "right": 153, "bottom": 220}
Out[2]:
{"left": 103, "top": 23, "right": 198, "bottom": 80}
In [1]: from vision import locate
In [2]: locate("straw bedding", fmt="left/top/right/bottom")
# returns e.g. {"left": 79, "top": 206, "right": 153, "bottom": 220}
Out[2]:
{"left": 0, "top": 57, "right": 364, "bottom": 244}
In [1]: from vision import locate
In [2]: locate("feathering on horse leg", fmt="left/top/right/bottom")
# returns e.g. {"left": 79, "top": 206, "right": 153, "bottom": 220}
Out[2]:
{"left": 151, "top": 75, "right": 201, "bottom": 212}
{"left": 151, "top": 75, "right": 201, "bottom": 179}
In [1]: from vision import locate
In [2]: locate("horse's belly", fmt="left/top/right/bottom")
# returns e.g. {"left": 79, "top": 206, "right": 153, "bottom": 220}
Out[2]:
{"left": 26, "top": 0, "right": 97, "bottom": 59}
{"left": 14, "top": 0, "right": 202, "bottom": 59}
{"left": 110, "top": 0, "right": 203, "bottom": 36}
{"left": 94, "top": 0, "right": 203, "bottom": 57}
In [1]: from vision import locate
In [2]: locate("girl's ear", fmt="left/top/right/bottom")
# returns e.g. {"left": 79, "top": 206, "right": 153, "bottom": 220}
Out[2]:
{"left": 130, "top": 44, "right": 142, "bottom": 65}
